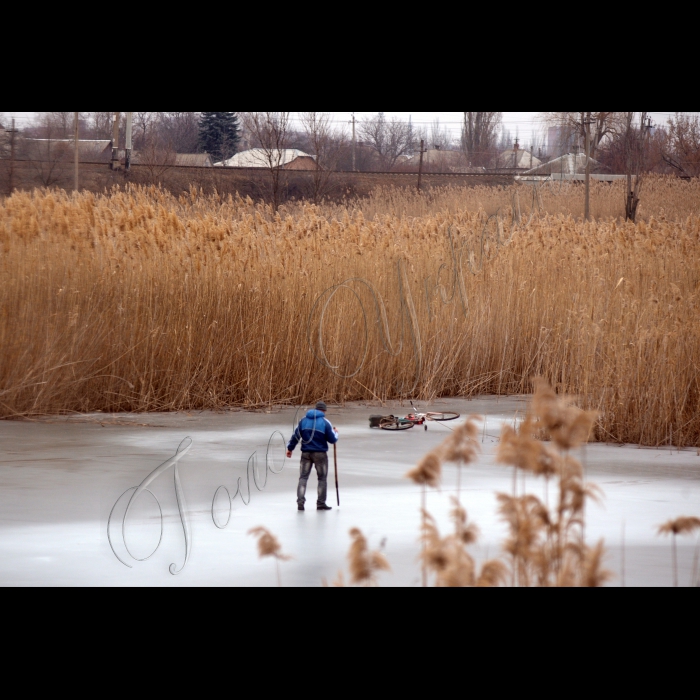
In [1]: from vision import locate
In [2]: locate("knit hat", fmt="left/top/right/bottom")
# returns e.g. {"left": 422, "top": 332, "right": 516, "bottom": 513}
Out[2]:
{"left": 316, "top": 402, "right": 328, "bottom": 412}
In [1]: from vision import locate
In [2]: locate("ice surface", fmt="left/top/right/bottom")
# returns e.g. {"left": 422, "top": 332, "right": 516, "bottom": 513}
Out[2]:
{"left": 0, "top": 397, "right": 699, "bottom": 587}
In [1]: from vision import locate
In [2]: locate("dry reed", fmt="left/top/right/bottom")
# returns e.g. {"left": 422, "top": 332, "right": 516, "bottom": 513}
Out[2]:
{"left": 248, "top": 526, "right": 291, "bottom": 587}
{"left": 2, "top": 182, "right": 700, "bottom": 447}
{"left": 406, "top": 381, "right": 611, "bottom": 587}
{"left": 329, "top": 528, "right": 390, "bottom": 587}
{"left": 657, "top": 517, "right": 700, "bottom": 587}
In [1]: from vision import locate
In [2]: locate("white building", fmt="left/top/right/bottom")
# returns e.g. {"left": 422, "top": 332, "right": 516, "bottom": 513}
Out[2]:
{"left": 498, "top": 148, "right": 542, "bottom": 170}
{"left": 216, "top": 149, "right": 318, "bottom": 170}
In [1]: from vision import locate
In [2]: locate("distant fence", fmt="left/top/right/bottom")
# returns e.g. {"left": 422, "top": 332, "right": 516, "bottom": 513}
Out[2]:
{"left": 0, "top": 159, "right": 515, "bottom": 201}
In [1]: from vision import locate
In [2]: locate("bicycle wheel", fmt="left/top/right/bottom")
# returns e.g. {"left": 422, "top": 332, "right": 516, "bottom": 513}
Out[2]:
{"left": 427, "top": 412, "right": 460, "bottom": 422}
{"left": 380, "top": 418, "right": 415, "bottom": 431}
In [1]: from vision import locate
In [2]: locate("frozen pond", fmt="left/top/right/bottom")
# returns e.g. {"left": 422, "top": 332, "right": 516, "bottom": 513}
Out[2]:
{"left": 1, "top": 397, "right": 699, "bottom": 587}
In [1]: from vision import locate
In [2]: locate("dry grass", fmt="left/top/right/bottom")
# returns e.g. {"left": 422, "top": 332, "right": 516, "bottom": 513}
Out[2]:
{"left": 2, "top": 181, "right": 700, "bottom": 446}
{"left": 327, "top": 528, "right": 390, "bottom": 587}
{"left": 403, "top": 380, "right": 612, "bottom": 588}
{"left": 248, "top": 526, "right": 291, "bottom": 587}
{"left": 332, "top": 176, "right": 700, "bottom": 222}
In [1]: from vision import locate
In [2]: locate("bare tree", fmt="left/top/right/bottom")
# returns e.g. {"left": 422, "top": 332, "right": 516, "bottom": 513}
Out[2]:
{"left": 542, "top": 112, "right": 618, "bottom": 160}
{"left": 620, "top": 112, "right": 652, "bottom": 222}
{"left": 23, "top": 114, "right": 70, "bottom": 187}
{"left": 157, "top": 112, "right": 200, "bottom": 153}
{"left": 664, "top": 112, "right": 700, "bottom": 177}
{"left": 358, "top": 113, "right": 414, "bottom": 170}
{"left": 131, "top": 112, "right": 157, "bottom": 150}
{"left": 242, "top": 112, "right": 291, "bottom": 210}
{"left": 48, "top": 112, "right": 74, "bottom": 139}
{"left": 139, "top": 137, "right": 177, "bottom": 184}
{"left": 300, "top": 112, "right": 347, "bottom": 203}
{"left": 430, "top": 119, "right": 453, "bottom": 151}
{"left": 461, "top": 112, "right": 502, "bottom": 166}
{"left": 25, "top": 112, "right": 74, "bottom": 140}
{"left": 87, "top": 112, "right": 115, "bottom": 139}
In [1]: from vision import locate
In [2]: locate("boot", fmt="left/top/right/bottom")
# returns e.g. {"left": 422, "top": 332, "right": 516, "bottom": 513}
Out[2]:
{"left": 298, "top": 504, "right": 305, "bottom": 512}
{"left": 317, "top": 504, "right": 332, "bottom": 511}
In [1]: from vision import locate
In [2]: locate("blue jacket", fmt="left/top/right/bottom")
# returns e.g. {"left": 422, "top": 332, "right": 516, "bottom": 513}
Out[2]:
{"left": 288, "top": 410, "right": 339, "bottom": 454}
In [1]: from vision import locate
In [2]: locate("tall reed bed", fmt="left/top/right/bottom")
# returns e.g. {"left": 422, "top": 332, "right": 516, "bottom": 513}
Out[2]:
{"left": 1, "top": 184, "right": 700, "bottom": 447}
{"left": 328, "top": 176, "right": 700, "bottom": 222}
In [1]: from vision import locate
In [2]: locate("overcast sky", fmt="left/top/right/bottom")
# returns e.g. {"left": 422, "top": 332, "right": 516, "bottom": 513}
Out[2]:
{"left": 3, "top": 111, "right": 677, "bottom": 144}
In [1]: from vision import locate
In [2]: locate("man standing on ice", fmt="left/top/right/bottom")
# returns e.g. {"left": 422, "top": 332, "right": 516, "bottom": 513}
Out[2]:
{"left": 287, "top": 402, "right": 339, "bottom": 512}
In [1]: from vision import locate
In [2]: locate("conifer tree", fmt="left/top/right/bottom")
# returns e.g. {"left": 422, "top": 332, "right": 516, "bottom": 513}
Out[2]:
{"left": 198, "top": 112, "right": 241, "bottom": 163}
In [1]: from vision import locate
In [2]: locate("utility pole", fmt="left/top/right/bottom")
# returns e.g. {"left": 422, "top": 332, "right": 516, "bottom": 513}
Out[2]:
{"left": 626, "top": 114, "right": 653, "bottom": 222}
{"left": 350, "top": 113, "right": 357, "bottom": 172}
{"left": 73, "top": 112, "right": 80, "bottom": 192}
{"left": 111, "top": 112, "right": 121, "bottom": 170}
{"left": 584, "top": 111, "right": 592, "bottom": 221}
{"left": 7, "top": 118, "right": 18, "bottom": 196}
{"left": 125, "top": 112, "right": 133, "bottom": 172}
{"left": 417, "top": 139, "right": 426, "bottom": 192}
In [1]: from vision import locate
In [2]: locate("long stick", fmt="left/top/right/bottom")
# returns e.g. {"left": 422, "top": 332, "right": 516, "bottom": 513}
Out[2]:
{"left": 334, "top": 443, "right": 340, "bottom": 507}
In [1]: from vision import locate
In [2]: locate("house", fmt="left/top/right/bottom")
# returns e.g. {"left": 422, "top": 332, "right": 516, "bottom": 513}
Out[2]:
{"left": 522, "top": 153, "right": 600, "bottom": 177}
{"left": 405, "top": 149, "right": 466, "bottom": 172}
{"left": 175, "top": 154, "right": 213, "bottom": 168}
{"left": 498, "top": 147, "right": 542, "bottom": 171}
{"left": 216, "top": 149, "right": 318, "bottom": 170}
{"left": 517, "top": 153, "right": 627, "bottom": 183}
{"left": 24, "top": 139, "right": 113, "bottom": 162}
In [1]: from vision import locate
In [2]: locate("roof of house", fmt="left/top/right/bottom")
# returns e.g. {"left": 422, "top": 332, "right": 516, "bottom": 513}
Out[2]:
{"left": 523, "top": 153, "right": 600, "bottom": 176}
{"left": 405, "top": 149, "right": 465, "bottom": 167}
{"left": 175, "top": 153, "right": 213, "bottom": 167}
{"left": 26, "top": 138, "right": 110, "bottom": 146}
{"left": 498, "top": 149, "right": 542, "bottom": 170}
{"left": 23, "top": 139, "right": 113, "bottom": 160}
{"left": 216, "top": 149, "right": 314, "bottom": 168}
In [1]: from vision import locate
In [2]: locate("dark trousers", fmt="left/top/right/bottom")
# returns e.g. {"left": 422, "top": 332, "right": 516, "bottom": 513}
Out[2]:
{"left": 297, "top": 452, "right": 329, "bottom": 507}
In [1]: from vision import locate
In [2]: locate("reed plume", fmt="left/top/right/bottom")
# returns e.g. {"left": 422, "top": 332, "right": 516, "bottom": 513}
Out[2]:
{"left": 442, "top": 417, "right": 482, "bottom": 498}
{"left": 442, "top": 418, "right": 481, "bottom": 466}
{"left": 346, "top": 528, "right": 391, "bottom": 587}
{"left": 497, "top": 415, "right": 559, "bottom": 477}
{"left": 657, "top": 517, "right": 700, "bottom": 587}
{"left": 531, "top": 379, "right": 598, "bottom": 451}
{"left": 248, "top": 526, "right": 291, "bottom": 587}
{"left": 450, "top": 497, "right": 479, "bottom": 546}
{"left": 476, "top": 560, "right": 509, "bottom": 588}
{"left": 406, "top": 451, "right": 442, "bottom": 489}
{"left": 657, "top": 517, "right": 700, "bottom": 536}
{"left": 420, "top": 510, "right": 476, "bottom": 588}
{"left": 581, "top": 540, "right": 613, "bottom": 588}
{"left": 493, "top": 381, "right": 610, "bottom": 587}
